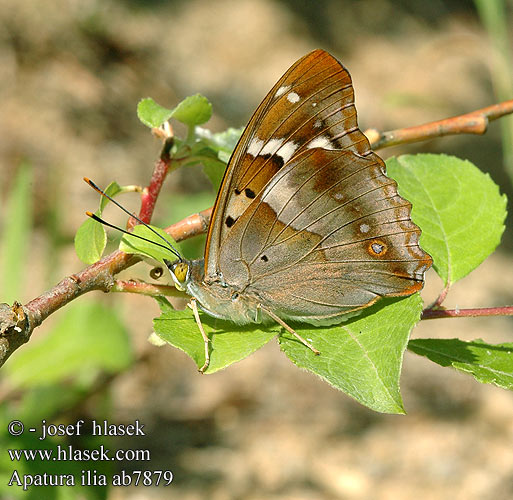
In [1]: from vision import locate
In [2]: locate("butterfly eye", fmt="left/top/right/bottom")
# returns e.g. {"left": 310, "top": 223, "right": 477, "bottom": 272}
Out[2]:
{"left": 173, "top": 262, "right": 189, "bottom": 283}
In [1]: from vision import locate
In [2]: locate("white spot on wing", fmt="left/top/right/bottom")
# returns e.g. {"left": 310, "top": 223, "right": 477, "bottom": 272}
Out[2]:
{"left": 313, "top": 119, "right": 322, "bottom": 129}
{"left": 307, "top": 136, "right": 336, "bottom": 150}
{"left": 312, "top": 102, "right": 317, "bottom": 107}
{"left": 359, "top": 223, "right": 370, "bottom": 233}
{"left": 261, "top": 161, "right": 302, "bottom": 227}
{"left": 248, "top": 136, "right": 300, "bottom": 163}
{"left": 260, "top": 138, "right": 299, "bottom": 163}
{"left": 247, "top": 137, "right": 264, "bottom": 156}
{"left": 287, "top": 92, "right": 300, "bottom": 103}
{"left": 261, "top": 138, "right": 284, "bottom": 156}
{"left": 277, "top": 141, "right": 299, "bottom": 162}
{"left": 275, "top": 85, "right": 290, "bottom": 97}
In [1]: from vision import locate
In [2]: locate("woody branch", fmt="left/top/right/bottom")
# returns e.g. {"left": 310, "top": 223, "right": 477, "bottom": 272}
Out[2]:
{"left": 1, "top": 100, "right": 513, "bottom": 367}
{"left": 365, "top": 99, "right": 513, "bottom": 149}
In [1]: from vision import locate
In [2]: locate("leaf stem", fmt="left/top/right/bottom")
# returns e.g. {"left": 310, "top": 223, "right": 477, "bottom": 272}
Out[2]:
{"left": 428, "top": 283, "right": 451, "bottom": 309}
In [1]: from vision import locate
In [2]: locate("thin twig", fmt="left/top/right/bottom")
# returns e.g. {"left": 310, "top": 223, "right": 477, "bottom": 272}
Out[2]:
{"left": 112, "top": 279, "right": 184, "bottom": 298}
{"left": 366, "top": 99, "right": 513, "bottom": 149}
{"left": 132, "top": 137, "right": 173, "bottom": 227}
{"left": 163, "top": 207, "right": 212, "bottom": 241}
{"left": 422, "top": 305, "right": 513, "bottom": 319}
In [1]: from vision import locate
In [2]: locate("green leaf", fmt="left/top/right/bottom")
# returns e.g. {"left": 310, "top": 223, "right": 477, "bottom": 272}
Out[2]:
{"left": 171, "top": 94, "right": 212, "bottom": 126}
{"left": 408, "top": 338, "right": 513, "bottom": 390}
{"left": 138, "top": 95, "right": 213, "bottom": 128}
{"left": 387, "top": 154, "right": 507, "bottom": 285}
{"left": 201, "top": 156, "right": 227, "bottom": 192}
{"left": 0, "top": 163, "right": 32, "bottom": 303}
{"left": 280, "top": 294, "right": 423, "bottom": 414}
{"left": 153, "top": 308, "right": 278, "bottom": 374}
{"left": 153, "top": 295, "right": 422, "bottom": 412}
{"left": 74, "top": 181, "right": 123, "bottom": 264}
{"left": 99, "top": 180, "right": 122, "bottom": 212}
{"left": 173, "top": 127, "right": 240, "bottom": 190}
{"left": 153, "top": 295, "right": 174, "bottom": 313}
{"left": 74, "top": 215, "right": 107, "bottom": 265}
{"left": 195, "top": 126, "right": 243, "bottom": 154}
{"left": 194, "top": 126, "right": 242, "bottom": 174}
{"left": 137, "top": 97, "right": 174, "bottom": 128}
{"left": 4, "top": 301, "right": 133, "bottom": 388}
{"left": 119, "top": 224, "right": 180, "bottom": 263}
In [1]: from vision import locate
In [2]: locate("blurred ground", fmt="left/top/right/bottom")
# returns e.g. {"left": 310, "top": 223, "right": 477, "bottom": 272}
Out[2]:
{"left": 1, "top": 0, "right": 513, "bottom": 499}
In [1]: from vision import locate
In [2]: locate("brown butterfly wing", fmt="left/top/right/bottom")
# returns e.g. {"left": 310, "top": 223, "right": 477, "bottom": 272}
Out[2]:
{"left": 217, "top": 147, "right": 431, "bottom": 323}
{"left": 204, "top": 49, "right": 431, "bottom": 322}
{"left": 205, "top": 49, "right": 370, "bottom": 279}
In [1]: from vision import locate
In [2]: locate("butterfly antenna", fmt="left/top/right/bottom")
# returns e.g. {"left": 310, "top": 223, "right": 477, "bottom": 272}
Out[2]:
{"left": 85, "top": 212, "right": 181, "bottom": 258}
{"left": 84, "top": 177, "right": 182, "bottom": 261}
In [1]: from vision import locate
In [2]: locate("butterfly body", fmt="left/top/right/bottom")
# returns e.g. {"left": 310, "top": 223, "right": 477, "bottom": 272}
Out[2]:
{"left": 170, "top": 258, "right": 265, "bottom": 325}
{"left": 165, "top": 49, "right": 431, "bottom": 362}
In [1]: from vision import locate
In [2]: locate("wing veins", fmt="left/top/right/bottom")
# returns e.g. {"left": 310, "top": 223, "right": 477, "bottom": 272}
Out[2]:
{"left": 262, "top": 177, "right": 398, "bottom": 252}
{"left": 236, "top": 79, "right": 354, "bottom": 192}
{"left": 244, "top": 156, "right": 384, "bottom": 265}
{"left": 313, "top": 228, "right": 420, "bottom": 253}
{"left": 250, "top": 205, "right": 414, "bottom": 281}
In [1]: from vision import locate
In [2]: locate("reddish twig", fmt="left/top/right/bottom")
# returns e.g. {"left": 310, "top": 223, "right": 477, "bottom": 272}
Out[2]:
{"left": 132, "top": 137, "right": 173, "bottom": 227}
{"left": 422, "top": 305, "right": 513, "bottom": 319}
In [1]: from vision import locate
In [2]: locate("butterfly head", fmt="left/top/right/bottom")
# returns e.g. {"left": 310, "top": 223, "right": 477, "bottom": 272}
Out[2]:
{"left": 164, "top": 258, "right": 190, "bottom": 291}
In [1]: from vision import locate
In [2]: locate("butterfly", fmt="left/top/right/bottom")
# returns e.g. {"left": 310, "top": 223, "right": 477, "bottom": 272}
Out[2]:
{"left": 87, "top": 49, "right": 432, "bottom": 373}
{"left": 161, "top": 49, "right": 432, "bottom": 371}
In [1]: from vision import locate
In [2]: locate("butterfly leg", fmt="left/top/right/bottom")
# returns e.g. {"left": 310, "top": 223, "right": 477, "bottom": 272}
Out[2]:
{"left": 261, "top": 307, "right": 320, "bottom": 355}
{"left": 188, "top": 298, "right": 211, "bottom": 373}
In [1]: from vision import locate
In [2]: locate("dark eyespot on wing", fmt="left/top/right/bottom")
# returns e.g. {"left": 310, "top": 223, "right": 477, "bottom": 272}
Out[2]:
{"left": 368, "top": 240, "right": 387, "bottom": 256}
{"left": 260, "top": 255, "right": 269, "bottom": 262}
{"left": 225, "top": 216, "right": 237, "bottom": 228}
{"left": 245, "top": 188, "right": 256, "bottom": 199}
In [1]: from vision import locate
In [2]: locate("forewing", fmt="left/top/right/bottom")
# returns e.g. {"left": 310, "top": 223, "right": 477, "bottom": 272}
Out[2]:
{"left": 205, "top": 49, "right": 371, "bottom": 278}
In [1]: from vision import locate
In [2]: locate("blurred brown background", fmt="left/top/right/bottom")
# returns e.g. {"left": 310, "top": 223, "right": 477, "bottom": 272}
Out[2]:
{"left": 1, "top": 0, "right": 513, "bottom": 499}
